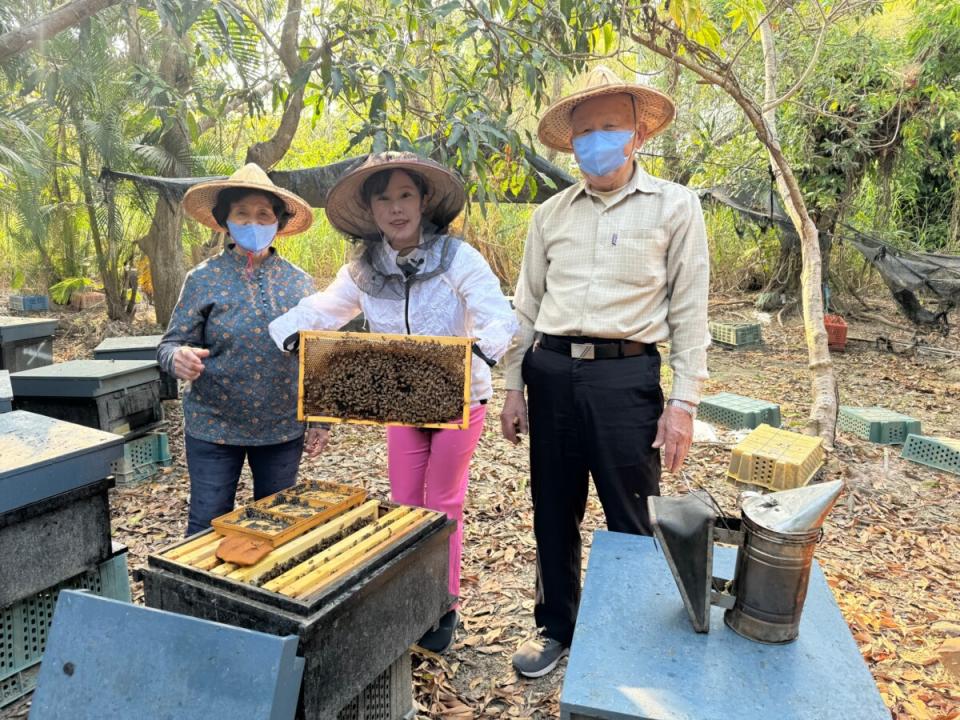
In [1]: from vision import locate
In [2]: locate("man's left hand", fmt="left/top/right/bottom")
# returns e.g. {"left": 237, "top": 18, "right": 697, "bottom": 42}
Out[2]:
{"left": 304, "top": 428, "right": 330, "bottom": 458}
{"left": 652, "top": 404, "right": 694, "bottom": 473}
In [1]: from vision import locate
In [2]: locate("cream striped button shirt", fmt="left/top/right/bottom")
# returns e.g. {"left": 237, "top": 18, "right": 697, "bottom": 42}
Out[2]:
{"left": 503, "top": 162, "right": 710, "bottom": 403}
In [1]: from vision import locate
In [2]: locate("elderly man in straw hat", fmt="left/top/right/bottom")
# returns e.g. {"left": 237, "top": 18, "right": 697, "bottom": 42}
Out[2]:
{"left": 500, "top": 67, "right": 710, "bottom": 678}
{"left": 157, "top": 163, "right": 323, "bottom": 536}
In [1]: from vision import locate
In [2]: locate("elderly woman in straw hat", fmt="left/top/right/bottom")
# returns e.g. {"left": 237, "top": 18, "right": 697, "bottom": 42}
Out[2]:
{"left": 500, "top": 66, "right": 710, "bottom": 678}
{"left": 268, "top": 151, "right": 517, "bottom": 653}
{"left": 157, "top": 163, "right": 324, "bottom": 536}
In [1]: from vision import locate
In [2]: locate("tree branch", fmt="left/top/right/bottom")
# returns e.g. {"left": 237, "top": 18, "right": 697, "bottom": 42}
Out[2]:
{"left": 0, "top": 0, "right": 123, "bottom": 62}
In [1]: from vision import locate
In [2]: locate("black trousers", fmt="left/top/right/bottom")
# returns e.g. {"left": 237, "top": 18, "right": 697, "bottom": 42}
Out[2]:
{"left": 522, "top": 343, "right": 663, "bottom": 646}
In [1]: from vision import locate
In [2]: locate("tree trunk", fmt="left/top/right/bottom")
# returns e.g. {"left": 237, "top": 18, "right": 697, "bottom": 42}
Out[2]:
{"left": 140, "top": 194, "right": 185, "bottom": 325}
{"left": 138, "top": 25, "right": 190, "bottom": 327}
{"left": 0, "top": 0, "right": 123, "bottom": 61}
{"left": 759, "top": 21, "right": 837, "bottom": 445}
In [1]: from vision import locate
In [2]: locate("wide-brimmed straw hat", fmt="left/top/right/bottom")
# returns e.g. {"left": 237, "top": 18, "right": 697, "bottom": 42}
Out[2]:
{"left": 182, "top": 163, "right": 314, "bottom": 236}
{"left": 325, "top": 151, "right": 466, "bottom": 239}
{"left": 537, "top": 65, "right": 676, "bottom": 153}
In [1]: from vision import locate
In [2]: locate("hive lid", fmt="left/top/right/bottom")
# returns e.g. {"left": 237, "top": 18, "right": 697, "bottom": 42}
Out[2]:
{"left": 741, "top": 480, "right": 844, "bottom": 533}
{"left": 10, "top": 359, "right": 160, "bottom": 397}
{"left": 0, "top": 315, "right": 59, "bottom": 343}
{"left": 0, "top": 410, "right": 123, "bottom": 514}
{"left": 94, "top": 335, "right": 164, "bottom": 357}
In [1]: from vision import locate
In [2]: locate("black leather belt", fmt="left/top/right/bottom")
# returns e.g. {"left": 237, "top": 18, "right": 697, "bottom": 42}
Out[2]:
{"left": 539, "top": 334, "right": 658, "bottom": 360}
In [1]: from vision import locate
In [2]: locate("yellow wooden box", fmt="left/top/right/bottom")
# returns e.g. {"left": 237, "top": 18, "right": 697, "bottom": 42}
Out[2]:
{"left": 210, "top": 481, "right": 366, "bottom": 547}
{"left": 297, "top": 330, "right": 473, "bottom": 430}
{"left": 727, "top": 424, "right": 825, "bottom": 491}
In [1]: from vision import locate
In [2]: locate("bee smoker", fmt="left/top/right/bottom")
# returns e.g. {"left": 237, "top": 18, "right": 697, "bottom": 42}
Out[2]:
{"left": 647, "top": 480, "right": 844, "bottom": 644}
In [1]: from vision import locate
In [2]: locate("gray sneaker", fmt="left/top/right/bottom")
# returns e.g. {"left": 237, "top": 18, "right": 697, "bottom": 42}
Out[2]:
{"left": 512, "top": 630, "right": 569, "bottom": 678}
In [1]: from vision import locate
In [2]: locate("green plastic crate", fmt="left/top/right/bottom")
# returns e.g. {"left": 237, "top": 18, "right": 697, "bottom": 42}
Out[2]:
{"left": 699, "top": 392, "right": 781, "bottom": 429}
{"left": 0, "top": 549, "right": 130, "bottom": 708}
{"left": 709, "top": 322, "right": 762, "bottom": 348}
{"left": 838, "top": 407, "right": 921, "bottom": 445}
{"left": 110, "top": 432, "right": 172, "bottom": 486}
{"left": 901, "top": 435, "right": 960, "bottom": 476}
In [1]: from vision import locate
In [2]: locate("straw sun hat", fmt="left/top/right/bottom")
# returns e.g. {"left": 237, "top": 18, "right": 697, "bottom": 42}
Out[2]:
{"left": 182, "top": 163, "right": 314, "bottom": 237}
{"left": 325, "top": 151, "right": 466, "bottom": 239}
{"left": 537, "top": 65, "right": 676, "bottom": 153}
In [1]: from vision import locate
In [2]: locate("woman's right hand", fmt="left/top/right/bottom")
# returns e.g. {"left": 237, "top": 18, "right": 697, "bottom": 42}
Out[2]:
{"left": 173, "top": 346, "right": 210, "bottom": 380}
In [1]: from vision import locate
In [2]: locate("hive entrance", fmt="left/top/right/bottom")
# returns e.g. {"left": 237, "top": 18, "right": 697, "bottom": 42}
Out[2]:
{"left": 299, "top": 331, "right": 472, "bottom": 429}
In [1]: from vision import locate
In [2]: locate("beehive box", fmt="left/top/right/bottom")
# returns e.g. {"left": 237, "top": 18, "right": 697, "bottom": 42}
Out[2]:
{"left": 141, "top": 499, "right": 453, "bottom": 719}
{"left": 699, "top": 392, "right": 781, "bottom": 430}
{"left": 11, "top": 359, "right": 162, "bottom": 435}
{"left": 709, "top": 321, "right": 762, "bottom": 348}
{"left": 299, "top": 330, "right": 473, "bottom": 429}
{"left": 901, "top": 435, "right": 960, "bottom": 476}
{"left": 1, "top": 411, "right": 122, "bottom": 607}
{"left": 211, "top": 481, "right": 367, "bottom": 547}
{"left": 838, "top": 406, "right": 920, "bottom": 445}
{"left": 93, "top": 335, "right": 178, "bottom": 400}
{"left": 0, "top": 545, "right": 130, "bottom": 710}
{"left": 0, "top": 370, "right": 11, "bottom": 413}
{"left": 0, "top": 316, "right": 57, "bottom": 373}
{"left": 727, "top": 424, "right": 825, "bottom": 491}
{"left": 8, "top": 295, "right": 49, "bottom": 313}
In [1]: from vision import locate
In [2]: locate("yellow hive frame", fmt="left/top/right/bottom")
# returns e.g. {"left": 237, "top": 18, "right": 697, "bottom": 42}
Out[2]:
{"left": 297, "top": 330, "right": 474, "bottom": 430}
{"left": 159, "top": 500, "right": 440, "bottom": 599}
{"left": 210, "top": 481, "right": 367, "bottom": 547}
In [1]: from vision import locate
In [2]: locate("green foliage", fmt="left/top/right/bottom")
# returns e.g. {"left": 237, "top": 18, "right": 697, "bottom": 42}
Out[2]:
{"left": 49, "top": 276, "right": 95, "bottom": 305}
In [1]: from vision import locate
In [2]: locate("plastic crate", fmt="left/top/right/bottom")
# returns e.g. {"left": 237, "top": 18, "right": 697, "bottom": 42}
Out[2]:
{"left": 824, "top": 315, "right": 847, "bottom": 352}
{"left": 0, "top": 548, "right": 130, "bottom": 708}
{"left": 8, "top": 295, "right": 49, "bottom": 313}
{"left": 699, "top": 392, "right": 781, "bottom": 430}
{"left": 110, "top": 431, "right": 172, "bottom": 485}
{"left": 838, "top": 407, "right": 920, "bottom": 445}
{"left": 727, "top": 424, "right": 825, "bottom": 491}
{"left": 709, "top": 322, "right": 762, "bottom": 348}
{"left": 901, "top": 435, "right": 960, "bottom": 476}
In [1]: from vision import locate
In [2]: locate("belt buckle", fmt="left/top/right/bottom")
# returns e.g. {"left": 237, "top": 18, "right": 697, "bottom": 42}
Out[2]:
{"left": 570, "top": 342, "right": 595, "bottom": 360}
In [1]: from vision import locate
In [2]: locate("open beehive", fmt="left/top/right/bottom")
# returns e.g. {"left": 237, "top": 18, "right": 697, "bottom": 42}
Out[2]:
{"left": 141, "top": 496, "right": 453, "bottom": 718}
{"left": 298, "top": 330, "right": 473, "bottom": 430}
{"left": 210, "top": 480, "right": 366, "bottom": 547}
{"left": 166, "top": 497, "right": 440, "bottom": 600}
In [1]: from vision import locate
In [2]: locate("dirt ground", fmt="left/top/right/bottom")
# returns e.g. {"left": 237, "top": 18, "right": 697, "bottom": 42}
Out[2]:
{"left": 2, "top": 294, "right": 958, "bottom": 719}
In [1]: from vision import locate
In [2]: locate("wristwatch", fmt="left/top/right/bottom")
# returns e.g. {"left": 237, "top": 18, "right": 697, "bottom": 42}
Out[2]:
{"left": 668, "top": 399, "right": 698, "bottom": 419}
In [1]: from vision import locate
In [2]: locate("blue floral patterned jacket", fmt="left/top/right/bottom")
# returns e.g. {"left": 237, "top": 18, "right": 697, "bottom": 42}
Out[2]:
{"left": 157, "top": 246, "right": 315, "bottom": 445}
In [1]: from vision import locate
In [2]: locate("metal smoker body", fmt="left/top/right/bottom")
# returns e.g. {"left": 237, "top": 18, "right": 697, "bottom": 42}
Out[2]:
{"left": 648, "top": 480, "right": 843, "bottom": 644}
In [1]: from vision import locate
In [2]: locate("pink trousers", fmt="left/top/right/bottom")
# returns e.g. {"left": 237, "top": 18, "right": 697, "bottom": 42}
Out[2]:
{"left": 386, "top": 403, "right": 486, "bottom": 606}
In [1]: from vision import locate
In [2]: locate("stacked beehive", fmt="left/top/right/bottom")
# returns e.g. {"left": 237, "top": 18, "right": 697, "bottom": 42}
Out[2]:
{"left": 0, "top": 411, "right": 131, "bottom": 709}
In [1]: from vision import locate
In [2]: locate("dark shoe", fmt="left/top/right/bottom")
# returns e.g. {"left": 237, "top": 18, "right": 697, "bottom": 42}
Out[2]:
{"left": 512, "top": 629, "right": 569, "bottom": 678}
{"left": 417, "top": 610, "right": 459, "bottom": 653}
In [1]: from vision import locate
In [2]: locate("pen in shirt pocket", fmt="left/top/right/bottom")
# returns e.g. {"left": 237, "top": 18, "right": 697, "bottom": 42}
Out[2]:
{"left": 611, "top": 232, "right": 618, "bottom": 246}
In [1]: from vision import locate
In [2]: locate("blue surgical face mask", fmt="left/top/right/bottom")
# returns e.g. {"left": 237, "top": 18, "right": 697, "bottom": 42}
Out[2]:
{"left": 227, "top": 221, "right": 278, "bottom": 253}
{"left": 572, "top": 129, "right": 635, "bottom": 177}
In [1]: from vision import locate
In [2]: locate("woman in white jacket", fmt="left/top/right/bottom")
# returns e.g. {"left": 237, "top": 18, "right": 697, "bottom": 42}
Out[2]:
{"left": 269, "top": 151, "right": 517, "bottom": 653}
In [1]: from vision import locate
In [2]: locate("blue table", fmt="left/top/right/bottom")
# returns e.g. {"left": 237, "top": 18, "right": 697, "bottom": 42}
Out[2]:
{"left": 560, "top": 531, "right": 889, "bottom": 720}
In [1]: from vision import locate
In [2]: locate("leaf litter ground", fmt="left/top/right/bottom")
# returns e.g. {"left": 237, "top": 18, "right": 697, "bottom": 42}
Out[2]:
{"left": 1, "top": 297, "right": 958, "bottom": 719}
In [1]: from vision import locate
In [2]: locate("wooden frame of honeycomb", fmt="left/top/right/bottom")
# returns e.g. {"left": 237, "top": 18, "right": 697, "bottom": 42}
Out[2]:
{"left": 297, "top": 330, "right": 473, "bottom": 430}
